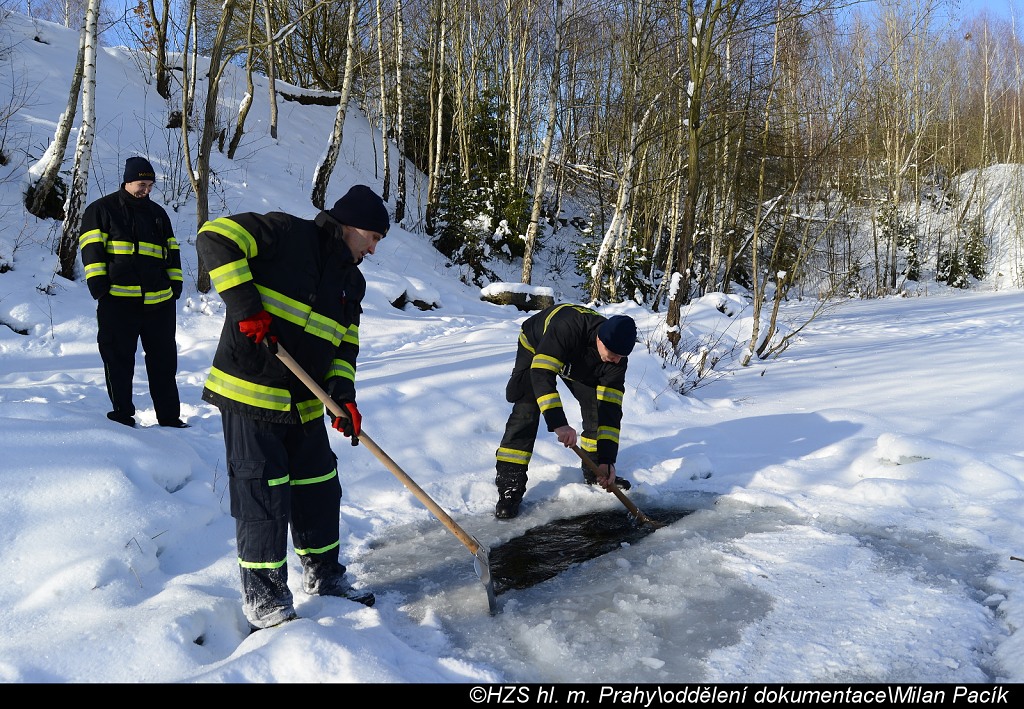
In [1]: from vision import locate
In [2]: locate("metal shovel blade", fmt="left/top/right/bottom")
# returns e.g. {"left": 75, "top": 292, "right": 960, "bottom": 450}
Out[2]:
{"left": 474, "top": 544, "right": 498, "bottom": 615}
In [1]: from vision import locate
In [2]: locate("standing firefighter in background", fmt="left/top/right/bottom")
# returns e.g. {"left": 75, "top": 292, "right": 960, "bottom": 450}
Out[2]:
{"left": 79, "top": 156, "right": 187, "bottom": 429}
{"left": 494, "top": 304, "right": 638, "bottom": 519}
{"left": 197, "top": 184, "right": 388, "bottom": 631}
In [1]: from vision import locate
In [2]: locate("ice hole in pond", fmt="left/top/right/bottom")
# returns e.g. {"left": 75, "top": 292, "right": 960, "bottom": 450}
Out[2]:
{"left": 489, "top": 507, "right": 693, "bottom": 595}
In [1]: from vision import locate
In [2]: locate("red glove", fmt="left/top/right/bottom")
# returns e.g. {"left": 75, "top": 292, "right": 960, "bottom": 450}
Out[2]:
{"left": 331, "top": 399, "right": 361, "bottom": 446}
{"left": 238, "top": 310, "right": 273, "bottom": 344}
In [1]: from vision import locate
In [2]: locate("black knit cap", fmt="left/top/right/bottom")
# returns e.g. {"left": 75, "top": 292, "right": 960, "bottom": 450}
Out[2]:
{"left": 123, "top": 156, "right": 156, "bottom": 184}
{"left": 598, "top": 315, "right": 637, "bottom": 356}
{"left": 328, "top": 184, "right": 390, "bottom": 235}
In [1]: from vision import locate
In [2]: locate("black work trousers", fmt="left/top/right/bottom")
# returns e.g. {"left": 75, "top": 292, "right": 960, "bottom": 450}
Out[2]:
{"left": 96, "top": 296, "right": 180, "bottom": 421}
{"left": 221, "top": 410, "right": 343, "bottom": 615}
{"left": 495, "top": 341, "right": 601, "bottom": 478}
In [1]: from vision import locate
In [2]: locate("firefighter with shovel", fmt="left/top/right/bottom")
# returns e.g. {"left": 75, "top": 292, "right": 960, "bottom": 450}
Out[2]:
{"left": 197, "top": 185, "right": 388, "bottom": 631}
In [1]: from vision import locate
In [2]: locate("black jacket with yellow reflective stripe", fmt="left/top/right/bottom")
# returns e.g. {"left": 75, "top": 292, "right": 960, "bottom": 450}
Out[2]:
{"left": 78, "top": 188, "right": 182, "bottom": 305}
{"left": 520, "top": 303, "right": 627, "bottom": 465}
{"left": 196, "top": 210, "right": 364, "bottom": 424}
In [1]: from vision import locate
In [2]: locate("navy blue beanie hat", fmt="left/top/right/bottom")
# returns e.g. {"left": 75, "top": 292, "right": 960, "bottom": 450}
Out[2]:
{"left": 123, "top": 156, "right": 156, "bottom": 184}
{"left": 328, "top": 185, "right": 390, "bottom": 235}
{"left": 598, "top": 315, "right": 637, "bottom": 356}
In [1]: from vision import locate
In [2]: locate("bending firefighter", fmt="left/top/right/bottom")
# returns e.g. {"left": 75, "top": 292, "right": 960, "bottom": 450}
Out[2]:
{"left": 494, "top": 304, "right": 638, "bottom": 519}
{"left": 197, "top": 185, "right": 388, "bottom": 630}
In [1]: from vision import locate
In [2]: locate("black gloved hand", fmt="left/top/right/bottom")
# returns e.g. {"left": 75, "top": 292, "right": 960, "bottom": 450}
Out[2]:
{"left": 331, "top": 398, "right": 361, "bottom": 446}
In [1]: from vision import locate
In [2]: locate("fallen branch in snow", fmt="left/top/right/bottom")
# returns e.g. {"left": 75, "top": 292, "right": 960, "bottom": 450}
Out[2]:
{"left": 1011, "top": 556, "right": 1023, "bottom": 563}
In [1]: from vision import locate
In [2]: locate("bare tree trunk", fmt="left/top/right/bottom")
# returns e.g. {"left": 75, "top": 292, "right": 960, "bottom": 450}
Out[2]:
{"left": 653, "top": 3, "right": 688, "bottom": 309}
{"left": 665, "top": 0, "right": 740, "bottom": 346}
{"left": 424, "top": 0, "right": 440, "bottom": 230}
{"left": 447, "top": 1, "right": 471, "bottom": 182}
{"left": 521, "top": 0, "right": 562, "bottom": 285}
{"left": 190, "top": 0, "right": 237, "bottom": 294}
{"left": 146, "top": 0, "right": 173, "bottom": 99}
{"left": 227, "top": 0, "right": 259, "bottom": 159}
{"left": 588, "top": 0, "right": 671, "bottom": 304}
{"left": 28, "top": 14, "right": 85, "bottom": 219}
{"left": 56, "top": 0, "right": 100, "bottom": 280}
{"left": 374, "top": 0, "right": 392, "bottom": 199}
{"left": 504, "top": 0, "right": 527, "bottom": 187}
{"left": 425, "top": 0, "right": 447, "bottom": 233}
{"left": 263, "top": 0, "right": 280, "bottom": 140}
{"left": 393, "top": 0, "right": 407, "bottom": 223}
{"left": 311, "top": 0, "right": 358, "bottom": 210}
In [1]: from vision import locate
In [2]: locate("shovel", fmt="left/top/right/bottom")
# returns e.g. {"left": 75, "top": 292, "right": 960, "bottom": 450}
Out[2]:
{"left": 270, "top": 341, "right": 498, "bottom": 615}
{"left": 571, "top": 444, "right": 666, "bottom": 529}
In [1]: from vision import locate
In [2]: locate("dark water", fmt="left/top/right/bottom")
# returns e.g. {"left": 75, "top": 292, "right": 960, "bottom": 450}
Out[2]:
{"left": 489, "top": 507, "right": 693, "bottom": 594}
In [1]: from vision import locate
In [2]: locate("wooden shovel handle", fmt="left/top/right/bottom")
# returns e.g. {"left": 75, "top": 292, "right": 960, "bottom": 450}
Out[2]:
{"left": 272, "top": 341, "right": 485, "bottom": 555}
{"left": 571, "top": 444, "right": 665, "bottom": 528}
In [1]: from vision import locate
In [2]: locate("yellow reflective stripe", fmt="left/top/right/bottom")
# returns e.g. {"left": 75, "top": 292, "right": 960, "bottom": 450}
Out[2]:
{"left": 541, "top": 303, "right": 575, "bottom": 333}
{"left": 257, "top": 284, "right": 311, "bottom": 327}
{"left": 496, "top": 447, "right": 531, "bottom": 465}
{"left": 305, "top": 310, "right": 346, "bottom": 347}
{"left": 597, "top": 426, "right": 619, "bottom": 443}
{"left": 202, "top": 218, "right": 259, "bottom": 258}
{"left": 267, "top": 473, "right": 290, "bottom": 487}
{"left": 167, "top": 237, "right": 180, "bottom": 251}
{"left": 168, "top": 268, "right": 182, "bottom": 281}
{"left": 532, "top": 354, "right": 562, "bottom": 372}
{"left": 342, "top": 323, "right": 359, "bottom": 346}
{"left": 295, "top": 540, "right": 340, "bottom": 556}
{"left": 580, "top": 436, "right": 598, "bottom": 453}
{"left": 292, "top": 468, "right": 338, "bottom": 487}
{"left": 209, "top": 259, "right": 252, "bottom": 292}
{"left": 205, "top": 366, "right": 291, "bottom": 411}
{"left": 238, "top": 556, "right": 287, "bottom": 570}
{"left": 596, "top": 386, "right": 623, "bottom": 405}
{"left": 110, "top": 284, "right": 141, "bottom": 297}
{"left": 84, "top": 263, "right": 107, "bottom": 277}
{"left": 144, "top": 288, "right": 173, "bottom": 305}
{"left": 519, "top": 331, "right": 534, "bottom": 353}
{"left": 296, "top": 398, "right": 323, "bottom": 423}
{"left": 137, "top": 241, "right": 165, "bottom": 258}
{"left": 327, "top": 360, "right": 355, "bottom": 382}
{"left": 80, "top": 229, "right": 105, "bottom": 248}
{"left": 255, "top": 285, "right": 350, "bottom": 349}
{"left": 537, "top": 392, "right": 562, "bottom": 412}
{"left": 107, "top": 240, "right": 134, "bottom": 255}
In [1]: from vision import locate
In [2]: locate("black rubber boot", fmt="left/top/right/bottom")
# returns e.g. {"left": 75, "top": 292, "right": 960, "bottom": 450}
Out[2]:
{"left": 495, "top": 462, "right": 528, "bottom": 519}
{"left": 300, "top": 556, "right": 374, "bottom": 607}
{"left": 241, "top": 565, "right": 296, "bottom": 631}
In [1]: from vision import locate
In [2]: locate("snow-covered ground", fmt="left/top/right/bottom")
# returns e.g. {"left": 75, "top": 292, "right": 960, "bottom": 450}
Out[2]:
{"left": 1, "top": 11, "right": 1022, "bottom": 684}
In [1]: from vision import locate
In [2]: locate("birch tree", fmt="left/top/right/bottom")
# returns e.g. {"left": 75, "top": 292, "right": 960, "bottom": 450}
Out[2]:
{"left": 521, "top": 0, "right": 562, "bottom": 285}
{"left": 424, "top": 0, "right": 447, "bottom": 233}
{"left": 393, "top": 0, "right": 408, "bottom": 222}
{"left": 56, "top": 0, "right": 100, "bottom": 280}
{"left": 26, "top": 13, "right": 85, "bottom": 220}
{"left": 310, "top": 0, "right": 359, "bottom": 210}
{"left": 374, "top": 0, "right": 392, "bottom": 199}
